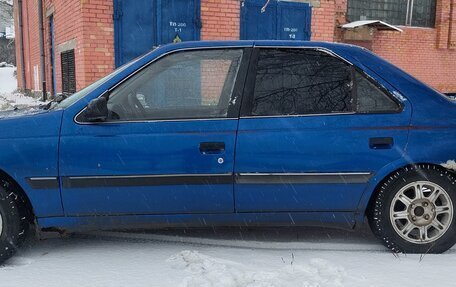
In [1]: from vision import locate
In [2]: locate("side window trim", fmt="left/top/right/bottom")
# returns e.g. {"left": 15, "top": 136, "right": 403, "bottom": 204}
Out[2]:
{"left": 76, "top": 47, "right": 253, "bottom": 124}
{"left": 240, "top": 47, "right": 403, "bottom": 119}
{"left": 239, "top": 47, "right": 260, "bottom": 118}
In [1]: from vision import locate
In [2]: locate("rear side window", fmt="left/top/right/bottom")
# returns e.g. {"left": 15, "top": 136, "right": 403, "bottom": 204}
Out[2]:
{"left": 252, "top": 49, "right": 353, "bottom": 116}
{"left": 355, "top": 71, "right": 401, "bottom": 113}
{"left": 248, "top": 48, "right": 400, "bottom": 117}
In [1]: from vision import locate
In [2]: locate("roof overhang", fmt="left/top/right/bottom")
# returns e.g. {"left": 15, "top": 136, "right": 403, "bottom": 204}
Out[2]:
{"left": 341, "top": 20, "right": 403, "bottom": 32}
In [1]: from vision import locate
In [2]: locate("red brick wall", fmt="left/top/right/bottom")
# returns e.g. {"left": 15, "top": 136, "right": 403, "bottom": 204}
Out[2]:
{"left": 15, "top": 0, "right": 42, "bottom": 92}
{"left": 450, "top": 0, "right": 456, "bottom": 48}
{"left": 372, "top": 28, "right": 456, "bottom": 93}
{"left": 15, "top": 0, "right": 114, "bottom": 94}
{"left": 335, "top": 0, "right": 456, "bottom": 92}
{"left": 44, "top": 0, "right": 84, "bottom": 93}
{"left": 45, "top": 0, "right": 114, "bottom": 93}
{"left": 201, "top": 60, "right": 232, "bottom": 105}
{"left": 201, "top": 0, "right": 240, "bottom": 40}
{"left": 15, "top": 0, "right": 456, "bottom": 94}
{"left": 80, "top": 0, "right": 115, "bottom": 87}
{"left": 311, "top": 0, "right": 337, "bottom": 41}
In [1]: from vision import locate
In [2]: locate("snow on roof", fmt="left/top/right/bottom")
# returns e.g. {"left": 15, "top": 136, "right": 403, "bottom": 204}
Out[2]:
{"left": 341, "top": 20, "right": 403, "bottom": 32}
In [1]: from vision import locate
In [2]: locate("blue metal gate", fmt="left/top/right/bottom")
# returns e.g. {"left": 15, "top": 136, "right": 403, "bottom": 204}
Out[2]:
{"left": 157, "top": 0, "right": 201, "bottom": 45}
{"left": 114, "top": 0, "right": 201, "bottom": 67}
{"left": 241, "top": 0, "right": 312, "bottom": 41}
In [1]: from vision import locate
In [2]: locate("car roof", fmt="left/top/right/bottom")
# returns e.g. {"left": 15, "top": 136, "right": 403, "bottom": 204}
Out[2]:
{"left": 159, "top": 40, "right": 363, "bottom": 51}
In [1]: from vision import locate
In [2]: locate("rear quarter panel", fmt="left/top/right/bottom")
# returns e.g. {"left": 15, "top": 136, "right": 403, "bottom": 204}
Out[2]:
{"left": 329, "top": 44, "right": 456, "bottom": 218}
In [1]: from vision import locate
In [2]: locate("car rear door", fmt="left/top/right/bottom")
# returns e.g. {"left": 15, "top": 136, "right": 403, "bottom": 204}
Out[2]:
{"left": 234, "top": 47, "right": 412, "bottom": 213}
{"left": 59, "top": 48, "right": 250, "bottom": 216}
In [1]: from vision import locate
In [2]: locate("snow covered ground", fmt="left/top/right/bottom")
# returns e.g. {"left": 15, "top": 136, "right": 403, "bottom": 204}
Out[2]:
{"left": 1, "top": 227, "right": 456, "bottom": 287}
{"left": 0, "top": 67, "right": 42, "bottom": 110}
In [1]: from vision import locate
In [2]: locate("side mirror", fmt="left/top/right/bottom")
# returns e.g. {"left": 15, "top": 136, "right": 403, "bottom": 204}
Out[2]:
{"left": 83, "top": 97, "right": 108, "bottom": 122}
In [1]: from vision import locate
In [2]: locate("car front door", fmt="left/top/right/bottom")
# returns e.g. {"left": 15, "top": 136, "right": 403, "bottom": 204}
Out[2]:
{"left": 234, "top": 48, "right": 412, "bottom": 213}
{"left": 59, "top": 48, "right": 248, "bottom": 216}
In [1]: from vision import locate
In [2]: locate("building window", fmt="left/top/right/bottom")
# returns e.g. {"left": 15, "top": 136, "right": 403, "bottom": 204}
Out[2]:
{"left": 347, "top": 0, "right": 436, "bottom": 28}
{"left": 61, "top": 50, "right": 76, "bottom": 94}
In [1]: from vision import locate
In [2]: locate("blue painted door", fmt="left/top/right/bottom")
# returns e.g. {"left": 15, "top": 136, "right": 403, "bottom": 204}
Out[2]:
{"left": 157, "top": 0, "right": 201, "bottom": 45}
{"left": 59, "top": 48, "right": 246, "bottom": 216}
{"left": 241, "top": 0, "right": 311, "bottom": 40}
{"left": 114, "top": 0, "right": 201, "bottom": 67}
{"left": 60, "top": 121, "right": 238, "bottom": 216}
{"left": 234, "top": 48, "right": 412, "bottom": 213}
{"left": 241, "top": 0, "right": 277, "bottom": 40}
{"left": 277, "top": 1, "right": 312, "bottom": 40}
{"left": 113, "top": 0, "right": 156, "bottom": 67}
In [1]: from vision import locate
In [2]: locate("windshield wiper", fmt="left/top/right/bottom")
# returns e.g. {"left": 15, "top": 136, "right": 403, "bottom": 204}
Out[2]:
{"left": 42, "top": 93, "right": 71, "bottom": 110}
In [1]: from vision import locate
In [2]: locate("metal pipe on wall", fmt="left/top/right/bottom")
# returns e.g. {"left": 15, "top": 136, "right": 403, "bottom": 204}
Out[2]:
{"left": 37, "top": 0, "right": 47, "bottom": 101}
{"left": 17, "top": 0, "right": 26, "bottom": 90}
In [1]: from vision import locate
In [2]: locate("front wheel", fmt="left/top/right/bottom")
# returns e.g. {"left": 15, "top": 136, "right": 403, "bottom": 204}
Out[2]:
{"left": 0, "top": 181, "right": 27, "bottom": 264}
{"left": 368, "top": 165, "right": 456, "bottom": 254}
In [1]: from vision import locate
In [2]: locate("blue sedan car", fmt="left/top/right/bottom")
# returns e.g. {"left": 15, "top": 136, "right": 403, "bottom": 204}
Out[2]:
{"left": 0, "top": 41, "right": 455, "bottom": 262}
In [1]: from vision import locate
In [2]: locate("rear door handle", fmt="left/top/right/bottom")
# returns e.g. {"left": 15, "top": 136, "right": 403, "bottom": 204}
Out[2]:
{"left": 199, "top": 142, "right": 225, "bottom": 154}
{"left": 369, "top": 137, "right": 394, "bottom": 149}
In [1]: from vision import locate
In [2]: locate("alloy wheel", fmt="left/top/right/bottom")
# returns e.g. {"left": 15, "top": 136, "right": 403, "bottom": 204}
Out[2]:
{"left": 390, "top": 181, "right": 453, "bottom": 244}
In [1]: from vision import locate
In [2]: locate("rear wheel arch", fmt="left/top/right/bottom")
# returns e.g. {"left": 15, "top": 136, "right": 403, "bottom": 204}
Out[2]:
{"left": 365, "top": 163, "right": 456, "bottom": 253}
{"left": 365, "top": 163, "right": 455, "bottom": 218}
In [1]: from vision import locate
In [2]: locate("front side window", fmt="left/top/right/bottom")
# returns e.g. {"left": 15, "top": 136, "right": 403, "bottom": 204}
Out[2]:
{"left": 347, "top": 0, "right": 436, "bottom": 28}
{"left": 106, "top": 49, "right": 243, "bottom": 121}
{"left": 249, "top": 48, "right": 400, "bottom": 117}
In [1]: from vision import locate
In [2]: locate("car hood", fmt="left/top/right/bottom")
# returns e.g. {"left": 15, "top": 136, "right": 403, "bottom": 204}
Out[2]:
{"left": 0, "top": 106, "right": 47, "bottom": 120}
{"left": 0, "top": 108, "right": 64, "bottom": 139}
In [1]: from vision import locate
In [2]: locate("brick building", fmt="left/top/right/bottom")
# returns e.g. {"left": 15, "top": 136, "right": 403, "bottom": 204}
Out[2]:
{"left": 14, "top": 0, "right": 456, "bottom": 96}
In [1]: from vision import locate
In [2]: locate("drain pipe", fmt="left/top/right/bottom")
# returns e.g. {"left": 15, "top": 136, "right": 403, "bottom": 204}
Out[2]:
{"left": 37, "top": 0, "right": 47, "bottom": 101}
{"left": 17, "top": 0, "right": 26, "bottom": 90}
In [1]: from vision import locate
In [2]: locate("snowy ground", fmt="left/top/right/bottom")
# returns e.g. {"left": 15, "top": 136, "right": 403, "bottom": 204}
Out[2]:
{"left": 1, "top": 227, "right": 456, "bottom": 287}
{"left": 0, "top": 67, "right": 42, "bottom": 110}
{"left": 1, "top": 66, "right": 456, "bottom": 286}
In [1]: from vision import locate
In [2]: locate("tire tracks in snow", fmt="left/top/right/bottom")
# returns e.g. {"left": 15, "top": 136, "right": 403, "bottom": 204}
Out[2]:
{"left": 77, "top": 230, "right": 389, "bottom": 253}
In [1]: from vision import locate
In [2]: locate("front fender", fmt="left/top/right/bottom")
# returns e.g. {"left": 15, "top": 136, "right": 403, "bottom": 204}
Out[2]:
{"left": 0, "top": 110, "right": 64, "bottom": 217}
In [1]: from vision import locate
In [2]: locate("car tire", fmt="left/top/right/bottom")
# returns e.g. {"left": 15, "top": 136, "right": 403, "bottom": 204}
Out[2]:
{"left": 368, "top": 164, "right": 456, "bottom": 254}
{"left": 0, "top": 180, "right": 28, "bottom": 264}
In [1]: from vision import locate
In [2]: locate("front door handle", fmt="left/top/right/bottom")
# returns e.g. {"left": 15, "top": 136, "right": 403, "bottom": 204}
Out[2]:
{"left": 369, "top": 137, "right": 394, "bottom": 149}
{"left": 199, "top": 142, "right": 225, "bottom": 154}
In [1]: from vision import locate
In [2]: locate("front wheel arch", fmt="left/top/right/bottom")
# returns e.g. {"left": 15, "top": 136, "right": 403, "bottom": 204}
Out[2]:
{"left": 0, "top": 169, "right": 36, "bottom": 227}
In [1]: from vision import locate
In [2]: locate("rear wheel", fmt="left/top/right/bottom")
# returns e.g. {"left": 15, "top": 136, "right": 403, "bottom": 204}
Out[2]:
{"left": 0, "top": 180, "right": 28, "bottom": 264}
{"left": 368, "top": 164, "right": 456, "bottom": 254}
